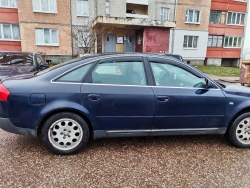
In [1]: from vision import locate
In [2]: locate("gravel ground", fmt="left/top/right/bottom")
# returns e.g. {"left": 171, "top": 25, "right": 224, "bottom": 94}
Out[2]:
{"left": 1, "top": 129, "right": 250, "bottom": 188}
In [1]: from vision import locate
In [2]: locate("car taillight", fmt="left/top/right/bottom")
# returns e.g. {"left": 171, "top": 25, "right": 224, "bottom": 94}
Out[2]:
{"left": 0, "top": 83, "right": 10, "bottom": 101}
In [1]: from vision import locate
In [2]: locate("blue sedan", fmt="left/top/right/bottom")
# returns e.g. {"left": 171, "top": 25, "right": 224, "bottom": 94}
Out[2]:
{"left": 0, "top": 53, "right": 249, "bottom": 154}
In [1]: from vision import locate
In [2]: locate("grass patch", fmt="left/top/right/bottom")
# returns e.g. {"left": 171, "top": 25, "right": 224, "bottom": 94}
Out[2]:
{"left": 194, "top": 66, "right": 240, "bottom": 77}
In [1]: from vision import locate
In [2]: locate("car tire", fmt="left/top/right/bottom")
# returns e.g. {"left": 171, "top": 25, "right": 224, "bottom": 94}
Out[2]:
{"left": 226, "top": 112, "right": 250, "bottom": 148}
{"left": 41, "top": 112, "right": 89, "bottom": 155}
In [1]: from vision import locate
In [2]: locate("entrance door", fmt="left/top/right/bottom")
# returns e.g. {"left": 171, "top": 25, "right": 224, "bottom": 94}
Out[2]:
{"left": 104, "top": 34, "right": 116, "bottom": 52}
{"left": 124, "top": 35, "right": 135, "bottom": 52}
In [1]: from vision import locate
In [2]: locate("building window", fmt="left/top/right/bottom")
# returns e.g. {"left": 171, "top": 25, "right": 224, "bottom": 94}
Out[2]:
{"left": 0, "top": 0, "right": 17, "bottom": 8}
{"left": 106, "top": 1, "right": 110, "bottom": 15}
{"left": 35, "top": 28, "right": 59, "bottom": 46}
{"left": 32, "top": 0, "right": 57, "bottom": 13}
{"left": 183, "top": 36, "right": 198, "bottom": 49}
{"left": 226, "top": 12, "right": 245, "bottom": 25}
{"left": 161, "top": 8, "right": 169, "bottom": 21}
{"left": 209, "top": 10, "right": 222, "bottom": 24}
{"left": 0, "top": 24, "right": 20, "bottom": 40}
{"left": 207, "top": 35, "right": 223, "bottom": 47}
{"left": 224, "top": 36, "right": 242, "bottom": 48}
{"left": 185, "top": 10, "right": 200, "bottom": 24}
{"left": 77, "top": 0, "right": 89, "bottom": 16}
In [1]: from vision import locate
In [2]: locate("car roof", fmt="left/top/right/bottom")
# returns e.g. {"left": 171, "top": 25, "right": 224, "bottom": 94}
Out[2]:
{"left": 79, "top": 52, "right": 170, "bottom": 59}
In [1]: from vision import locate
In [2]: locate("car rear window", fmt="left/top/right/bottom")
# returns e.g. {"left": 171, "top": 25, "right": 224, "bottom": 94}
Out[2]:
{"left": 56, "top": 63, "right": 93, "bottom": 82}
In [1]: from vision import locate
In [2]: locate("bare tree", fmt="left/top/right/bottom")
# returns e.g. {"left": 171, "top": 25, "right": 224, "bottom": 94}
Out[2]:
{"left": 72, "top": 20, "right": 113, "bottom": 56}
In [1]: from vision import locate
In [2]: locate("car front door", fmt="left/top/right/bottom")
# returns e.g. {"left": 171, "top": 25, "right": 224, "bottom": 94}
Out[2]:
{"left": 149, "top": 58, "right": 226, "bottom": 131}
{"left": 82, "top": 57, "right": 155, "bottom": 132}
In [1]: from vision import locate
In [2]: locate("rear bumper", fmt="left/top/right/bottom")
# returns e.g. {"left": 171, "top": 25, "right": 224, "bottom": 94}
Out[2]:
{"left": 0, "top": 117, "right": 37, "bottom": 137}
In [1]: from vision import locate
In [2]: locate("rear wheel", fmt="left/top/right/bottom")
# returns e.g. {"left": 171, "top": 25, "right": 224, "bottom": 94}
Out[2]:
{"left": 41, "top": 112, "right": 89, "bottom": 155}
{"left": 226, "top": 112, "right": 250, "bottom": 148}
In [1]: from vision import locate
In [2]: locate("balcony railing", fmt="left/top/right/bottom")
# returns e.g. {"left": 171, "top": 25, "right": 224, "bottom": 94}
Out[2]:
{"left": 126, "top": 0, "right": 148, "bottom": 5}
{"left": 126, "top": 13, "right": 148, "bottom": 19}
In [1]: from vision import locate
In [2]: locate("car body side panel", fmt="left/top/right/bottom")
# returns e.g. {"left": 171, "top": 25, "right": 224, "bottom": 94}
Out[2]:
{"left": 152, "top": 87, "right": 226, "bottom": 129}
{"left": 222, "top": 94, "right": 250, "bottom": 128}
{"left": 4, "top": 80, "right": 102, "bottom": 131}
{"left": 81, "top": 84, "right": 155, "bottom": 131}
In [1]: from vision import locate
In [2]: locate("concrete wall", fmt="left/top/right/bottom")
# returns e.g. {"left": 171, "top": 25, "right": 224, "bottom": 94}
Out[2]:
{"left": 172, "top": 29, "right": 208, "bottom": 60}
{"left": 222, "top": 58, "right": 240, "bottom": 67}
{"left": 143, "top": 27, "right": 170, "bottom": 52}
{"left": 71, "top": 0, "right": 96, "bottom": 26}
{"left": 18, "top": 0, "right": 72, "bottom": 59}
{"left": 148, "top": 0, "right": 176, "bottom": 21}
{"left": 206, "top": 58, "right": 222, "bottom": 66}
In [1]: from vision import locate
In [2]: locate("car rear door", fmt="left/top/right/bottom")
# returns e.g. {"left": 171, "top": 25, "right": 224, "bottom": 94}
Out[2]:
{"left": 82, "top": 56, "right": 155, "bottom": 132}
{"left": 148, "top": 57, "right": 226, "bottom": 131}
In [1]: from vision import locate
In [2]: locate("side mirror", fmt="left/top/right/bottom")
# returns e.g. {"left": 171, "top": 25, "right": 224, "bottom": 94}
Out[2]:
{"left": 39, "top": 62, "right": 49, "bottom": 70}
{"left": 206, "top": 79, "right": 214, "bottom": 89}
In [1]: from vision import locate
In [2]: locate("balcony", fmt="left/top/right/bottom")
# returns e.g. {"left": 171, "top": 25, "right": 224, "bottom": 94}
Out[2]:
{"left": 126, "top": 0, "right": 148, "bottom": 5}
{"left": 92, "top": 16, "right": 176, "bottom": 28}
{"left": 126, "top": 3, "right": 148, "bottom": 19}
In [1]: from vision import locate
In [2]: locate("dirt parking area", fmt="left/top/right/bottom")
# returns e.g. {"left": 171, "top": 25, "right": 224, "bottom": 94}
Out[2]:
{"left": 1, "top": 129, "right": 250, "bottom": 187}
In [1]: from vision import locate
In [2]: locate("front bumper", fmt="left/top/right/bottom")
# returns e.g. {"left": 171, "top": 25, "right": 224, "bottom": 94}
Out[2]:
{"left": 0, "top": 117, "right": 37, "bottom": 137}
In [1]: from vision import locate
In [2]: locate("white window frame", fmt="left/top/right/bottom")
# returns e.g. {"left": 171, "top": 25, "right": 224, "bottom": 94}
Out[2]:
{"left": 32, "top": 0, "right": 57, "bottom": 13}
{"left": 226, "top": 12, "right": 245, "bottom": 26}
{"left": 106, "top": 1, "right": 110, "bottom": 15}
{"left": 207, "top": 35, "right": 223, "bottom": 48}
{"left": 35, "top": 28, "right": 59, "bottom": 46}
{"left": 161, "top": 8, "right": 170, "bottom": 21}
{"left": 185, "top": 9, "right": 201, "bottom": 24}
{"left": 77, "top": 0, "right": 89, "bottom": 16}
{"left": 223, "top": 36, "right": 242, "bottom": 48}
{"left": 232, "top": 0, "right": 247, "bottom": 2}
{"left": 183, "top": 35, "right": 198, "bottom": 49}
{"left": 0, "top": 24, "right": 20, "bottom": 41}
{"left": 0, "top": 0, "right": 17, "bottom": 8}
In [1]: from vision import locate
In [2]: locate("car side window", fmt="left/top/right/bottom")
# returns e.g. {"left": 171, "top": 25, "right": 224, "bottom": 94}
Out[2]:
{"left": 57, "top": 63, "right": 92, "bottom": 82}
{"left": 150, "top": 61, "right": 206, "bottom": 88}
{"left": 88, "top": 61, "right": 146, "bottom": 86}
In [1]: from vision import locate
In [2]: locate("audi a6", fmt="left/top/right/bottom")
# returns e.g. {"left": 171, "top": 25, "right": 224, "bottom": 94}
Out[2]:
{"left": 0, "top": 53, "right": 249, "bottom": 155}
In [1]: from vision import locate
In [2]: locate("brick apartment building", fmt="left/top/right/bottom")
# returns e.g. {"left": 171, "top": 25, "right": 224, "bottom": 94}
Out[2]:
{"left": 170, "top": 0, "right": 211, "bottom": 65}
{"left": 18, "top": 0, "right": 72, "bottom": 63}
{"left": 206, "top": 0, "right": 248, "bottom": 67}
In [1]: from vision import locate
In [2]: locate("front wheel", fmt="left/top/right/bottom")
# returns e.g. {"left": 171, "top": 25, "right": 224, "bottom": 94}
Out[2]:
{"left": 41, "top": 112, "right": 89, "bottom": 155}
{"left": 226, "top": 112, "right": 250, "bottom": 148}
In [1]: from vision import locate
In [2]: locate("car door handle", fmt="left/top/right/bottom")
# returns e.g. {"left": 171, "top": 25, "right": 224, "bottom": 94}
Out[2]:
{"left": 88, "top": 94, "right": 101, "bottom": 101}
{"left": 156, "top": 96, "right": 169, "bottom": 102}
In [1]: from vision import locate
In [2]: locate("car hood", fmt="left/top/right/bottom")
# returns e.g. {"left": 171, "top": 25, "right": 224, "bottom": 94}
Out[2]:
{"left": 223, "top": 84, "right": 250, "bottom": 97}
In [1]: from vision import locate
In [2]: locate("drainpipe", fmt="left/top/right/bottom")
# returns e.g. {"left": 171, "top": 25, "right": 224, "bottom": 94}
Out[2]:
{"left": 171, "top": 0, "right": 177, "bottom": 53}
{"left": 174, "top": 0, "right": 177, "bottom": 21}
{"left": 70, "top": 0, "right": 74, "bottom": 58}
